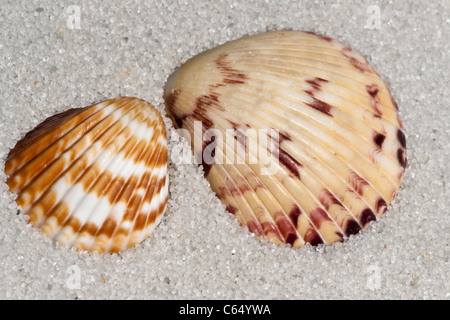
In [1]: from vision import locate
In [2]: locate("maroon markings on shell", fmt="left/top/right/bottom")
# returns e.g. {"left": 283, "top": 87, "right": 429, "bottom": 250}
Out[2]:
{"left": 252, "top": 175, "right": 266, "bottom": 192}
{"left": 279, "top": 131, "right": 292, "bottom": 143}
{"left": 196, "top": 92, "right": 221, "bottom": 109}
{"left": 193, "top": 93, "right": 218, "bottom": 171}
{"left": 234, "top": 129, "right": 246, "bottom": 148}
{"left": 342, "top": 46, "right": 352, "bottom": 52}
{"left": 172, "top": 114, "right": 185, "bottom": 128}
{"left": 397, "top": 129, "right": 406, "bottom": 148}
{"left": 286, "top": 234, "right": 298, "bottom": 246}
{"left": 192, "top": 106, "right": 214, "bottom": 132}
{"left": 237, "top": 178, "right": 252, "bottom": 194}
{"left": 319, "top": 189, "right": 342, "bottom": 210}
{"left": 247, "top": 220, "right": 264, "bottom": 237}
{"left": 227, "top": 183, "right": 241, "bottom": 197}
{"left": 304, "top": 228, "right": 323, "bottom": 246}
{"left": 396, "top": 114, "right": 403, "bottom": 129}
{"left": 186, "top": 54, "right": 248, "bottom": 162}
{"left": 305, "top": 79, "right": 321, "bottom": 90}
{"left": 360, "top": 208, "right": 376, "bottom": 226}
{"left": 350, "top": 57, "right": 372, "bottom": 73}
{"left": 305, "top": 97, "right": 333, "bottom": 116}
{"left": 376, "top": 198, "right": 388, "bottom": 215}
{"left": 261, "top": 221, "right": 283, "bottom": 241}
{"left": 373, "top": 131, "right": 386, "bottom": 148}
{"left": 370, "top": 148, "right": 382, "bottom": 164}
{"left": 277, "top": 147, "right": 302, "bottom": 178}
{"left": 317, "top": 35, "right": 333, "bottom": 42}
{"left": 310, "top": 207, "right": 332, "bottom": 228}
{"left": 228, "top": 119, "right": 239, "bottom": 130}
{"left": 201, "top": 141, "right": 215, "bottom": 176}
{"left": 304, "top": 31, "right": 333, "bottom": 42}
{"left": 303, "top": 77, "right": 333, "bottom": 116}
{"left": 215, "top": 53, "right": 248, "bottom": 85}
{"left": 195, "top": 91, "right": 224, "bottom": 120}
{"left": 341, "top": 49, "right": 373, "bottom": 74}
{"left": 210, "top": 83, "right": 225, "bottom": 89}
{"left": 201, "top": 126, "right": 217, "bottom": 176}
{"left": 366, "top": 84, "right": 382, "bottom": 117}
{"left": 225, "top": 205, "right": 238, "bottom": 215}
{"left": 397, "top": 148, "right": 407, "bottom": 168}
{"left": 386, "top": 86, "right": 399, "bottom": 111}
{"left": 165, "top": 90, "right": 187, "bottom": 128}
{"left": 165, "top": 89, "right": 180, "bottom": 114}
{"left": 345, "top": 220, "right": 362, "bottom": 236}
{"left": 366, "top": 84, "right": 379, "bottom": 98}
{"left": 274, "top": 211, "right": 298, "bottom": 246}
{"left": 391, "top": 96, "right": 399, "bottom": 110}
{"left": 349, "top": 172, "right": 369, "bottom": 196}
{"left": 218, "top": 186, "right": 232, "bottom": 198}
{"left": 289, "top": 205, "right": 301, "bottom": 226}
{"left": 305, "top": 77, "right": 328, "bottom": 91}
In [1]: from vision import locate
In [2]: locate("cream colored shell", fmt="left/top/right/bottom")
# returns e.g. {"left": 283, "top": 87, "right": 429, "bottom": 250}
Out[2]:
{"left": 5, "top": 97, "right": 169, "bottom": 253}
{"left": 164, "top": 31, "right": 406, "bottom": 247}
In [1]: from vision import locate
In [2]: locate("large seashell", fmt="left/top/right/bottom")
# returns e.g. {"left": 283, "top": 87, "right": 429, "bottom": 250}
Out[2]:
{"left": 164, "top": 31, "right": 406, "bottom": 247}
{"left": 5, "top": 97, "right": 169, "bottom": 253}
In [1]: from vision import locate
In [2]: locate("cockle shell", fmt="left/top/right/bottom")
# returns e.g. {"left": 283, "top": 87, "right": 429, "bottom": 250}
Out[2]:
{"left": 164, "top": 31, "right": 406, "bottom": 247}
{"left": 5, "top": 97, "right": 169, "bottom": 253}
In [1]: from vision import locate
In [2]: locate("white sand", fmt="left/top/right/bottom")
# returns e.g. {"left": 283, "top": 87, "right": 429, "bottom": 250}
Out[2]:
{"left": 0, "top": 0, "right": 448, "bottom": 299}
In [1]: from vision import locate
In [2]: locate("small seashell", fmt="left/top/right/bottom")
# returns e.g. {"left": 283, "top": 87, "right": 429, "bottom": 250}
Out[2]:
{"left": 5, "top": 97, "right": 169, "bottom": 253}
{"left": 164, "top": 31, "right": 406, "bottom": 247}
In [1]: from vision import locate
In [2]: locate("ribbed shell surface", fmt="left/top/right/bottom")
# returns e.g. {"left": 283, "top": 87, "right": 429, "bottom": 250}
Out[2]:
{"left": 164, "top": 31, "right": 406, "bottom": 247}
{"left": 5, "top": 97, "right": 169, "bottom": 253}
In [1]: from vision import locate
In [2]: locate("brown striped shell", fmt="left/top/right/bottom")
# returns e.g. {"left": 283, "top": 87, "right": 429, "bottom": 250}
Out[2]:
{"left": 5, "top": 97, "right": 169, "bottom": 253}
{"left": 164, "top": 31, "right": 406, "bottom": 247}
